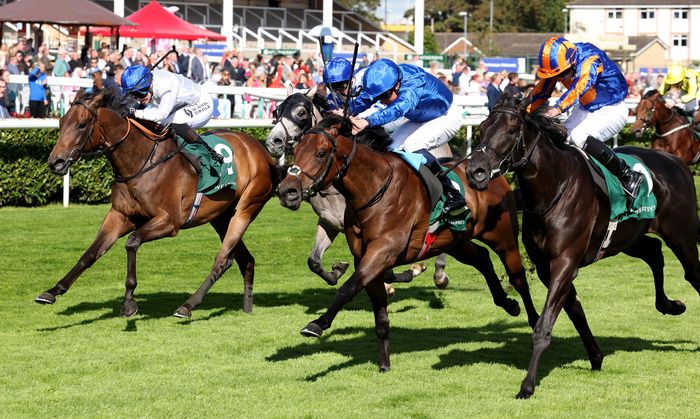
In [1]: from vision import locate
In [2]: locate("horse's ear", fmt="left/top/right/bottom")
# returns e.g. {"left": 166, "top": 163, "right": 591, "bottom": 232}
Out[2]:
{"left": 286, "top": 82, "right": 294, "bottom": 96}
{"left": 519, "top": 94, "right": 532, "bottom": 113}
{"left": 306, "top": 84, "right": 318, "bottom": 98}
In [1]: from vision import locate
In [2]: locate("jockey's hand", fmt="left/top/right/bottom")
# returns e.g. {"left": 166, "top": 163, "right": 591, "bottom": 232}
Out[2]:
{"left": 664, "top": 98, "right": 676, "bottom": 109}
{"left": 350, "top": 117, "right": 369, "bottom": 135}
{"left": 543, "top": 107, "right": 561, "bottom": 118}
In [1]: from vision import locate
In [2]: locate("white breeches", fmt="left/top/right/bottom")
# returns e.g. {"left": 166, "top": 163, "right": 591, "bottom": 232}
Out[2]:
{"left": 166, "top": 94, "right": 214, "bottom": 128}
{"left": 389, "top": 103, "right": 463, "bottom": 152}
{"left": 566, "top": 101, "right": 628, "bottom": 147}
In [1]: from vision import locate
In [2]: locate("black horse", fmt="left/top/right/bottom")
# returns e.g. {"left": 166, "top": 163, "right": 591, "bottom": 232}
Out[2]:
{"left": 466, "top": 96, "right": 700, "bottom": 399}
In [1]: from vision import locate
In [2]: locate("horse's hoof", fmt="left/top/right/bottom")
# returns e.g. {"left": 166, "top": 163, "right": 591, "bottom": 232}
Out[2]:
{"left": 434, "top": 274, "right": 449, "bottom": 290}
{"left": 332, "top": 262, "right": 350, "bottom": 276}
{"left": 35, "top": 292, "right": 56, "bottom": 305}
{"left": 410, "top": 262, "right": 427, "bottom": 277}
{"left": 173, "top": 305, "right": 192, "bottom": 318}
{"left": 515, "top": 390, "right": 533, "bottom": 400}
{"left": 657, "top": 300, "right": 686, "bottom": 316}
{"left": 379, "top": 365, "right": 390, "bottom": 373}
{"left": 504, "top": 299, "right": 521, "bottom": 317}
{"left": 121, "top": 300, "right": 138, "bottom": 317}
{"left": 300, "top": 322, "right": 323, "bottom": 338}
{"left": 384, "top": 283, "right": 396, "bottom": 299}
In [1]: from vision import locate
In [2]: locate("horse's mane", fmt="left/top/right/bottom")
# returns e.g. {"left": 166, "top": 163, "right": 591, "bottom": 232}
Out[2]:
{"left": 642, "top": 89, "right": 659, "bottom": 99}
{"left": 314, "top": 115, "right": 392, "bottom": 152}
{"left": 80, "top": 87, "right": 134, "bottom": 118}
{"left": 492, "top": 95, "right": 568, "bottom": 148}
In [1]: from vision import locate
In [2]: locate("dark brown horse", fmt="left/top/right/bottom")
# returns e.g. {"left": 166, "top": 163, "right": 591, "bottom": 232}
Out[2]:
{"left": 37, "top": 88, "right": 277, "bottom": 317}
{"left": 278, "top": 116, "right": 539, "bottom": 371}
{"left": 466, "top": 95, "right": 700, "bottom": 398}
{"left": 630, "top": 90, "right": 700, "bottom": 165}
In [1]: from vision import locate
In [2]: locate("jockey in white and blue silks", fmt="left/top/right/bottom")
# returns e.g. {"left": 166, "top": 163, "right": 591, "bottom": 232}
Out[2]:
{"left": 121, "top": 64, "right": 222, "bottom": 162}
{"left": 349, "top": 58, "right": 466, "bottom": 215}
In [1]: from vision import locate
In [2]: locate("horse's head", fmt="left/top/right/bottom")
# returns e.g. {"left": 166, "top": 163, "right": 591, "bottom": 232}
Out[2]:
{"left": 266, "top": 85, "right": 327, "bottom": 159}
{"left": 48, "top": 88, "right": 130, "bottom": 175}
{"left": 631, "top": 90, "right": 661, "bottom": 138}
{"left": 467, "top": 96, "right": 566, "bottom": 191}
{"left": 693, "top": 108, "right": 700, "bottom": 131}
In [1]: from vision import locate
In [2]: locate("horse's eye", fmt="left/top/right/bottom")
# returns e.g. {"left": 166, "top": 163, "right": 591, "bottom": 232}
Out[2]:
{"left": 316, "top": 150, "right": 327, "bottom": 159}
{"left": 297, "top": 109, "right": 307, "bottom": 118}
{"left": 78, "top": 122, "right": 87, "bottom": 130}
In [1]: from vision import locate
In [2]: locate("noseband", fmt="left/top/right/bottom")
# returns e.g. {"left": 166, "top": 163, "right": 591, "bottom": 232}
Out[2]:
{"left": 286, "top": 128, "right": 356, "bottom": 198}
{"left": 472, "top": 107, "right": 541, "bottom": 178}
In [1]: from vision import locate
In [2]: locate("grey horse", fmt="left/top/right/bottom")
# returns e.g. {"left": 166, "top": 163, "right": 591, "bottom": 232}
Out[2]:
{"left": 266, "top": 86, "right": 452, "bottom": 295}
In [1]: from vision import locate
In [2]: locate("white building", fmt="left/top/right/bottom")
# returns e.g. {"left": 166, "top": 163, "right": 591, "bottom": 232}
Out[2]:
{"left": 567, "top": 0, "right": 700, "bottom": 65}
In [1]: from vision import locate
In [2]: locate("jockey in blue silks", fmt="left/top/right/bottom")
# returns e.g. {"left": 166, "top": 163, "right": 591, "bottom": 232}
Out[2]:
{"left": 121, "top": 64, "right": 222, "bottom": 162}
{"left": 323, "top": 57, "right": 370, "bottom": 113}
{"left": 528, "top": 36, "right": 642, "bottom": 200}
{"left": 349, "top": 58, "right": 465, "bottom": 215}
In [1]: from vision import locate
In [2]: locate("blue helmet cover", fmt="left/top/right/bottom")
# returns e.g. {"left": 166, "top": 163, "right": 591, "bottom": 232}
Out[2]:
{"left": 121, "top": 65, "right": 153, "bottom": 94}
{"left": 324, "top": 57, "right": 352, "bottom": 85}
{"left": 363, "top": 58, "right": 400, "bottom": 99}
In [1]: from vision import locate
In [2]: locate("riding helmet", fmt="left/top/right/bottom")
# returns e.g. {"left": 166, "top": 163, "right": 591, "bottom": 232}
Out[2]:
{"left": 323, "top": 57, "right": 352, "bottom": 85}
{"left": 121, "top": 65, "right": 153, "bottom": 96}
{"left": 665, "top": 65, "right": 686, "bottom": 85}
{"left": 536, "top": 36, "right": 577, "bottom": 79}
{"left": 363, "top": 58, "right": 401, "bottom": 100}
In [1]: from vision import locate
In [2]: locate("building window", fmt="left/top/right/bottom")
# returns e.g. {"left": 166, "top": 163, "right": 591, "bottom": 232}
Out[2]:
{"left": 640, "top": 9, "right": 655, "bottom": 20}
{"left": 607, "top": 8, "right": 622, "bottom": 20}
{"left": 672, "top": 35, "right": 688, "bottom": 47}
{"left": 673, "top": 9, "right": 688, "bottom": 20}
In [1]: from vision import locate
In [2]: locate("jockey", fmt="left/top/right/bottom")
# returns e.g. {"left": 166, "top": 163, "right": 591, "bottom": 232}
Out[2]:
{"left": 659, "top": 64, "right": 699, "bottom": 114}
{"left": 349, "top": 58, "right": 465, "bottom": 215}
{"left": 528, "top": 36, "right": 642, "bottom": 201}
{"left": 121, "top": 64, "right": 223, "bottom": 162}
{"left": 323, "top": 57, "right": 371, "bottom": 113}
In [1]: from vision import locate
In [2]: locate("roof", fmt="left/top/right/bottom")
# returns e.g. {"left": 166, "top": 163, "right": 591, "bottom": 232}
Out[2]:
{"left": 91, "top": 1, "right": 225, "bottom": 41}
{"left": 436, "top": 32, "right": 563, "bottom": 57}
{"left": 0, "top": 0, "right": 134, "bottom": 26}
{"left": 568, "top": 0, "right": 700, "bottom": 6}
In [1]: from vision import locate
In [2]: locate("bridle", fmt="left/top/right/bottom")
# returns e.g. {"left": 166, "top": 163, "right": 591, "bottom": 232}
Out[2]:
{"left": 65, "top": 98, "right": 185, "bottom": 183}
{"left": 636, "top": 97, "right": 690, "bottom": 137}
{"left": 272, "top": 96, "right": 322, "bottom": 153}
{"left": 471, "top": 107, "right": 542, "bottom": 178}
{"left": 286, "top": 128, "right": 356, "bottom": 198}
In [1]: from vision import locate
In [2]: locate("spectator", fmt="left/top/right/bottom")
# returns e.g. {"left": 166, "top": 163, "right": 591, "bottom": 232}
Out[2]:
{"left": 0, "top": 77, "right": 10, "bottom": 118}
{"left": 458, "top": 65, "right": 471, "bottom": 95}
{"left": 217, "top": 69, "right": 236, "bottom": 117}
{"left": 295, "top": 72, "right": 312, "bottom": 89}
{"left": 486, "top": 72, "right": 504, "bottom": 111}
{"left": 178, "top": 46, "right": 191, "bottom": 77}
{"left": 189, "top": 48, "right": 208, "bottom": 82}
{"left": 503, "top": 72, "right": 523, "bottom": 99}
{"left": 627, "top": 84, "right": 642, "bottom": 102}
{"left": 466, "top": 73, "right": 485, "bottom": 96}
{"left": 34, "top": 44, "right": 52, "bottom": 73}
{"left": 20, "top": 53, "right": 33, "bottom": 74}
{"left": 146, "top": 53, "right": 159, "bottom": 70}
{"left": 358, "top": 53, "right": 370, "bottom": 69}
{"left": 120, "top": 47, "right": 134, "bottom": 68}
{"left": 28, "top": 62, "right": 48, "bottom": 118}
{"left": 163, "top": 51, "right": 179, "bottom": 73}
{"left": 68, "top": 51, "right": 83, "bottom": 73}
{"left": 436, "top": 72, "right": 450, "bottom": 88}
{"left": 86, "top": 57, "right": 100, "bottom": 76}
{"left": 52, "top": 48, "right": 70, "bottom": 77}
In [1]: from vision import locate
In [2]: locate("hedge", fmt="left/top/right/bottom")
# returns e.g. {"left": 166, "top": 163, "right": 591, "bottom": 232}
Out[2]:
{"left": 0, "top": 124, "right": 653, "bottom": 208}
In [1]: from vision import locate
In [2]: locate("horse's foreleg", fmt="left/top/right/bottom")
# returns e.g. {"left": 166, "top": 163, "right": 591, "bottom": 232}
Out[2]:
{"left": 308, "top": 220, "right": 348, "bottom": 286}
{"left": 433, "top": 253, "right": 449, "bottom": 289}
{"left": 36, "top": 209, "right": 134, "bottom": 305}
{"left": 176, "top": 202, "right": 263, "bottom": 317}
{"left": 122, "top": 211, "right": 178, "bottom": 317}
{"left": 448, "top": 241, "right": 520, "bottom": 317}
{"left": 662, "top": 229, "right": 700, "bottom": 299}
{"left": 623, "top": 235, "right": 686, "bottom": 315}
{"left": 365, "top": 278, "right": 391, "bottom": 372}
{"left": 517, "top": 258, "right": 576, "bottom": 399}
{"left": 562, "top": 284, "right": 603, "bottom": 370}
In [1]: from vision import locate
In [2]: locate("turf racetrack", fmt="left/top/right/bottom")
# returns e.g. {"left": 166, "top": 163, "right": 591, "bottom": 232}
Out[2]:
{"left": 1, "top": 199, "right": 699, "bottom": 416}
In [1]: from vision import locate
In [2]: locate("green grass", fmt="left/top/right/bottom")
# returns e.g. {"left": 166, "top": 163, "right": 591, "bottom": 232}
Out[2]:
{"left": 1, "top": 200, "right": 700, "bottom": 418}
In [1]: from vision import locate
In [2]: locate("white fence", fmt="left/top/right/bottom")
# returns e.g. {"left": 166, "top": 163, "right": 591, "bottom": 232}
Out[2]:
{"left": 4, "top": 75, "right": 640, "bottom": 206}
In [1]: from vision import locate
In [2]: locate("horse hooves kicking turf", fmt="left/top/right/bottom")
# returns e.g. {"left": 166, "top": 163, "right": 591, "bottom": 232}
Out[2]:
{"left": 434, "top": 273, "right": 449, "bottom": 290}
{"left": 121, "top": 300, "right": 139, "bottom": 317}
{"left": 35, "top": 292, "right": 56, "bottom": 304}
{"left": 300, "top": 322, "right": 323, "bottom": 338}
{"left": 173, "top": 305, "right": 192, "bottom": 318}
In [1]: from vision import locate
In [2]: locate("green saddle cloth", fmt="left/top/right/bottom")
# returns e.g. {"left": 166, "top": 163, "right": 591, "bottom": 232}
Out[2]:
{"left": 428, "top": 169, "right": 471, "bottom": 231}
{"left": 590, "top": 154, "right": 656, "bottom": 221}
{"left": 176, "top": 133, "right": 237, "bottom": 195}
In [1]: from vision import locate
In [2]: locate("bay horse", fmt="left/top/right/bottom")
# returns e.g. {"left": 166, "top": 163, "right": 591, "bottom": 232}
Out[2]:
{"left": 278, "top": 115, "right": 539, "bottom": 371}
{"left": 37, "top": 88, "right": 277, "bottom": 318}
{"left": 630, "top": 90, "right": 700, "bottom": 165}
{"left": 266, "top": 87, "right": 454, "bottom": 291}
{"left": 466, "top": 95, "right": 700, "bottom": 398}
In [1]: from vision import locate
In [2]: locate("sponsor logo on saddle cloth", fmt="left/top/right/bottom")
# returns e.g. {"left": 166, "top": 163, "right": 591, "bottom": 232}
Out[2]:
{"left": 175, "top": 133, "right": 237, "bottom": 195}
{"left": 591, "top": 154, "right": 656, "bottom": 221}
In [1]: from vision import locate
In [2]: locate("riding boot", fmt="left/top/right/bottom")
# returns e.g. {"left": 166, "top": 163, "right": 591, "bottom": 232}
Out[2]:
{"left": 418, "top": 149, "right": 467, "bottom": 215}
{"left": 172, "top": 123, "right": 224, "bottom": 163}
{"left": 582, "top": 136, "right": 643, "bottom": 202}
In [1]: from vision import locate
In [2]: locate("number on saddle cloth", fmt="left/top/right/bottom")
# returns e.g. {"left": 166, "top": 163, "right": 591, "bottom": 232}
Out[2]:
{"left": 176, "top": 133, "right": 238, "bottom": 195}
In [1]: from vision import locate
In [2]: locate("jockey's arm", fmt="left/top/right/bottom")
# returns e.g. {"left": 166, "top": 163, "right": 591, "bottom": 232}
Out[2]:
{"left": 365, "top": 88, "right": 419, "bottom": 127}
{"left": 526, "top": 78, "right": 556, "bottom": 112}
{"left": 554, "top": 55, "right": 601, "bottom": 113}
{"left": 680, "top": 72, "right": 698, "bottom": 103}
{"left": 134, "top": 87, "right": 176, "bottom": 123}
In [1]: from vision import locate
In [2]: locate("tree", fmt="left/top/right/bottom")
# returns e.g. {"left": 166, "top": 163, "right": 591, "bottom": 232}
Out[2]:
{"left": 337, "top": 0, "right": 382, "bottom": 24}
{"left": 407, "top": 29, "right": 441, "bottom": 54}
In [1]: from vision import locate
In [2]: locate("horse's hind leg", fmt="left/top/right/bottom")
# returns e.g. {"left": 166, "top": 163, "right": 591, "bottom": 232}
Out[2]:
{"left": 448, "top": 241, "right": 520, "bottom": 317}
{"left": 662, "top": 230, "right": 700, "bottom": 298}
{"left": 308, "top": 219, "right": 349, "bottom": 286}
{"left": 433, "top": 254, "right": 449, "bottom": 289}
{"left": 36, "top": 209, "right": 134, "bottom": 305}
{"left": 623, "top": 235, "right": 686, "bottom": 315}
